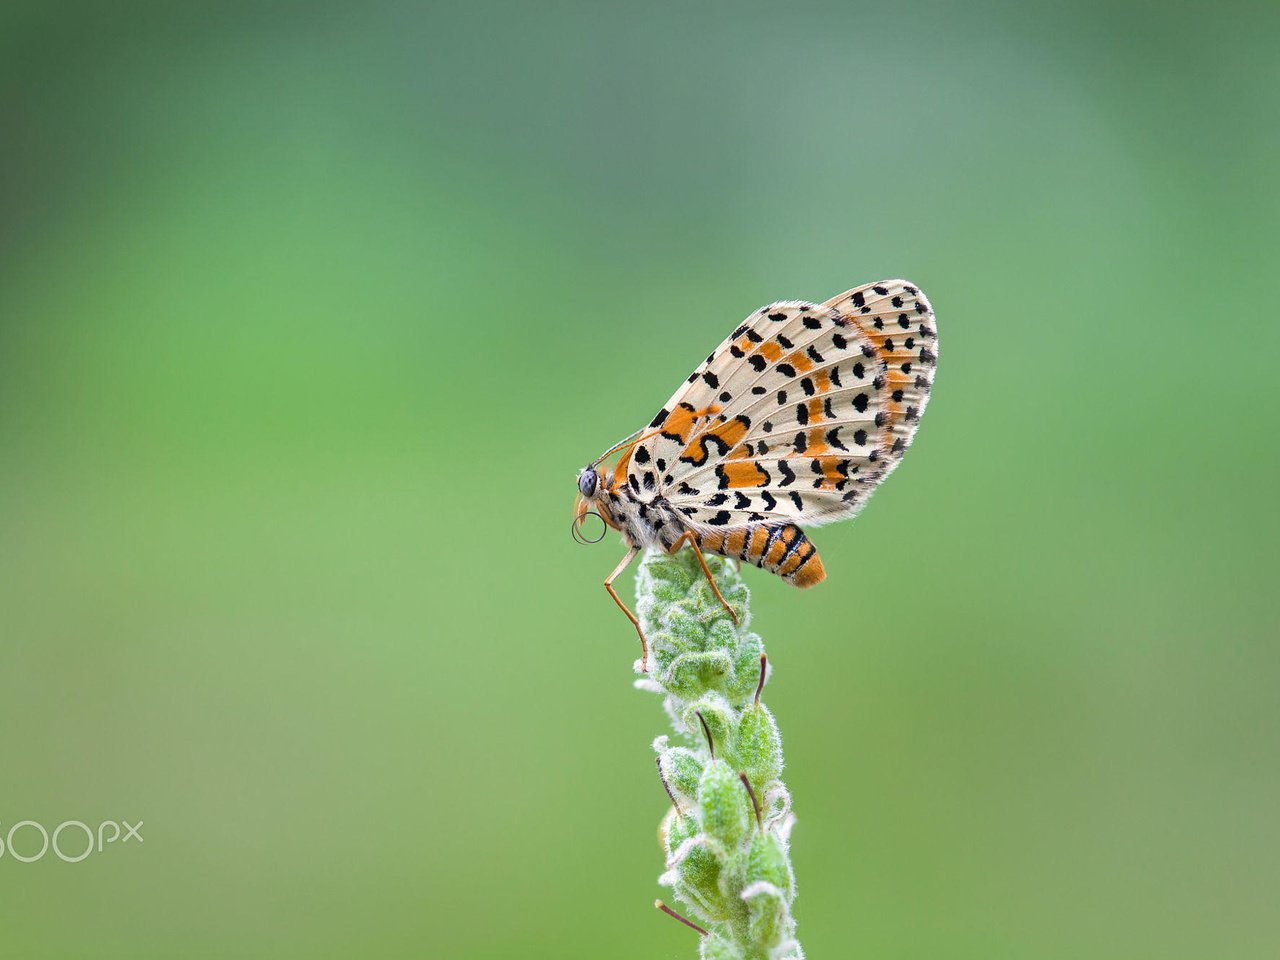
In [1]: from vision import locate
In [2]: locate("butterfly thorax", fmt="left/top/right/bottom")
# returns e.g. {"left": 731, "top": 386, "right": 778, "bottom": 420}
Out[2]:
{"left": 593, "top": 475, "right": 687, "bottom": 551}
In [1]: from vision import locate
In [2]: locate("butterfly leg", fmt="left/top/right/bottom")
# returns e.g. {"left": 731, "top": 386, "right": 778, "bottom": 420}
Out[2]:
{"left": 603, "top": 546, "right": 648, "bottom": 670}
{"left": 668, "top": 531, "right": 740, "bottom": 625}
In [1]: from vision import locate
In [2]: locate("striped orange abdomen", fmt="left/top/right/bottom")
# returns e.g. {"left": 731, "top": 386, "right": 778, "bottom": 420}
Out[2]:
{"left": 697, "top": 523, "right": 825, "bottom": 589}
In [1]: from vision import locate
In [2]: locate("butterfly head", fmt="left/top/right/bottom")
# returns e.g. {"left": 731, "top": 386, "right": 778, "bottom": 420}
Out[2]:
{"left": 577, "top": 466, "right": 599, "bottom": 500}
{"left": 571, "top": 465, "right": 610, "bottom": 545}
{"left": 573, "top": 428, "right": 653, "bottom": 544}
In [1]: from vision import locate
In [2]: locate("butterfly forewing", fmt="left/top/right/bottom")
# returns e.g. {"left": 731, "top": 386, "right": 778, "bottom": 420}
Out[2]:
{"left": 630, "top": 290, "right": 933, "bottom": 529}
{"left": 630, "top": 302, "right": 809, "bottom": 493}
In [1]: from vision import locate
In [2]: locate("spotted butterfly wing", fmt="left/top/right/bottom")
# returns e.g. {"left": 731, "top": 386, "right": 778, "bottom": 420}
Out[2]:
{"left": 630, "top": 280, "right": 936, "bottom": 531}
{"left": 823, "top": 280, "right": 938, "bottom": 461}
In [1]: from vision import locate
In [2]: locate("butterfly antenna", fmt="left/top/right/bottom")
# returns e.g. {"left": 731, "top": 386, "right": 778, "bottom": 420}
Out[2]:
{"left": 591, "top": 424, "right": 673, "bottom": 471}
{"left": 589, "top": 428, "right": 645, "bottom": 468}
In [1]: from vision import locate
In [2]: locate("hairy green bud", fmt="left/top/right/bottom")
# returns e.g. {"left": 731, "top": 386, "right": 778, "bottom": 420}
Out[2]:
{"left": 699, "top": 759, "right": 750, "bottom": 850}
{"left": 736, "top": 704, "right": 783, "bottom": 797}
{"left": 657, "top": 741, "right": 706, "bottom": 808}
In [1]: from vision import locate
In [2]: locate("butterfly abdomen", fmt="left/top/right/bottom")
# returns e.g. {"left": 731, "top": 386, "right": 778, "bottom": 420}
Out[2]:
{"left": 697, "top": 523, "right": 825, "bottom": 589}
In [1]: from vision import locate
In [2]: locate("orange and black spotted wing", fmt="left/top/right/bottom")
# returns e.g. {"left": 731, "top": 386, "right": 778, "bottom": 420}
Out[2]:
{"left": 823, "top": 280, "right": 938, "bottom": 473}
{"left": 629, "top": 280, "right": 937, "bottom": 535}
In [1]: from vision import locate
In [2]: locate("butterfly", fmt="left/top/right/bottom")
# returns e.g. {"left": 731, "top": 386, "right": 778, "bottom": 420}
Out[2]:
{"left": 572, "top": 279, "right": 937, "bottom": 668}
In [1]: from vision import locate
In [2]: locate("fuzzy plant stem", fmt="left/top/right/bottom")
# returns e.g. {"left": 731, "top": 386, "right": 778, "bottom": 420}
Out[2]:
{"left": 633, "top": 548, "right": 803, "bottom": 960}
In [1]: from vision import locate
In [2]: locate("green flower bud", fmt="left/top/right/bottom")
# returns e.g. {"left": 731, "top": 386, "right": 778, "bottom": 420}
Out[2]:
{"left": 729, "top": 632, "right": 766, "bottom": 705}
{"left": 662, "top": 603, "right": 704, "bottom": 648}
{"left": 657, "top": 743, "right": 705, "bottom": 808}
{"left": 742, "top": 880, "right": 786, "bottom": 950}
{"left": 669, "top": 835, "right": 728, "bottom": 920}
{"left": 661, "top": 804, "right": 695, "bottom": 850}
{"left": 703, "top": 616, "right": 738, "bottom": 656}
{"left": 736, "top": 704, "right": 783, "bottom": 795}
{"left": 698, "top": 759, "right": 749, "bottom": 851}
{"left": 682, "top": 694, "right": 734, "bottom": 758}
{"left": 745, "top": 832, "right": 793, "bottom": 900}
{"left": 700, "top": 934, "right": 743, "bottom": 960}
{"left": 664, "top": 650, "right": 734, "bottom": 698}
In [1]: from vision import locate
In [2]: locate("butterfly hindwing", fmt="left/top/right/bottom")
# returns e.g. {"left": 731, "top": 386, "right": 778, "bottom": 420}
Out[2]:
{"left": 823, "top": 279, "right": 938, "bottom": 468}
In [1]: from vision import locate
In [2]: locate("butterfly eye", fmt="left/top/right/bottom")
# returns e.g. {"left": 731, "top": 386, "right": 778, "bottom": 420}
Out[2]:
{"left": 578, "top": 469, "right": 598, "bottom": 498}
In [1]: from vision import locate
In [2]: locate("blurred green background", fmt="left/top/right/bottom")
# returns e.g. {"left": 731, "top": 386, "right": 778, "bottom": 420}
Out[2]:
{"left": 1, "top": 1, "right": 1277, "bottom": 957}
